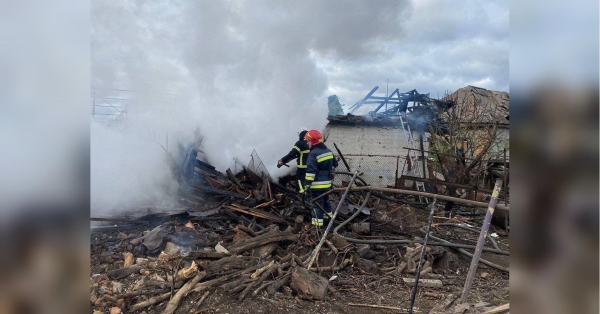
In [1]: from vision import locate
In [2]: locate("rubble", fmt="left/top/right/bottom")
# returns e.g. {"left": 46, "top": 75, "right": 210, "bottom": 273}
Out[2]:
{"left": 91, "top": 155, "right": 509, "bottom": 313}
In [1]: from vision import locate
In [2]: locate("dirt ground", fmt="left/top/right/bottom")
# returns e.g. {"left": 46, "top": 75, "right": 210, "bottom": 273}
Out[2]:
{"left": 90, "top": 204, "right": 509, "bottom": 314}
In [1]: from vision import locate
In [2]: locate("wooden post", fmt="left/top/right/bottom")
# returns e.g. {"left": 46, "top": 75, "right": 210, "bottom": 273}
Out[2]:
{"left": 419, "top": 134, "right": 426, "bottom": 180}
{"left": 459, "top": 179, "right": 503, "bottom": 304}
{"left": 395, "top": 156, "right": 400, "bottom": 189}
{"left": 503, "top": 148, "right": 508, "bottom": 204}
{"left": 408, "top": 198, "right": 437, "bottom": 314}
{"left": 333, "top": 142, "right": 352, "bottom": 172}
{"left": 503, "top": 148, "right": 508, "bottom": 233}
{"left": 306, "top": 171, "right": 359, "bottom": 270}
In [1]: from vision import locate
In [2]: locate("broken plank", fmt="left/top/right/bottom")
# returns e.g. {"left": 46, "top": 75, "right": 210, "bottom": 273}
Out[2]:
{"left": 107, "top": 265, "right": 143, "bottom": 280}
{"left": 226, "top": 228, "right": 296, "bottom": 255}
{"left": 184, "top": 251, "right": 229, "bottom": 259}
{"left": 481, "top": 303, "right": 509, "bottom": 314}
{"left": 224, "top": 205, "right": 287, "bottom": 224}
{"left": 226, "top": 168, "right": 245, "bottom": 190}
{"left": 191, "top": 185, "right": 246, "bottom": 199}
{"left": 348, "top": 303, "right": 409, "bottom": 311}
{"left": 402, "top": 278, "right": 443, "bottom": 288}
{"left": 221, "top": 208, "right": 265, "bottom": 231}
{"left": 90, "top": 217, "right": 149, "bottom": 225}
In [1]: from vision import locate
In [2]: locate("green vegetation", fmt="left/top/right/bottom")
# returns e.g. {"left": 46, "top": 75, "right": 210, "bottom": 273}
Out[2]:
{"left": 327, "top": 95, "right": 344, "bottom": 116}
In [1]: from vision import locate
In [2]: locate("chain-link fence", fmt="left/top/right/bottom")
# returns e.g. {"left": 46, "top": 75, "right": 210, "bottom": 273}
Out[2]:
{"left": 248, "top": 149, "right": 272, "bottom": 181}
{"left": 333, "top": 154, "right": 408, "bottom": 187}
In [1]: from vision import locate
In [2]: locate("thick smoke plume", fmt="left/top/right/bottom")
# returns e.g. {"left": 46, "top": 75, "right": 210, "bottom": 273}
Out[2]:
{"left": 91, "top": 0, "right": 408, "bottom": 216}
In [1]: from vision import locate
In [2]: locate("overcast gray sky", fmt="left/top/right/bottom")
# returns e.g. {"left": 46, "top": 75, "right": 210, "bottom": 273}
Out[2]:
{"left": 318, "top": 0, "right": 509, "bottom": 105}
{"left": 92, "top": 0, "right": 508, "bottom": 109}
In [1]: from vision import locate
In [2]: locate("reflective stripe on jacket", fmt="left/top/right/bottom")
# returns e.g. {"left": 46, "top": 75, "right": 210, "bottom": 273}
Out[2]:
{"left": 305, "top": 143, "right": 338, "bottom": 190}
{"left": 281, "top": 139, "right": 310, "bottom": 168}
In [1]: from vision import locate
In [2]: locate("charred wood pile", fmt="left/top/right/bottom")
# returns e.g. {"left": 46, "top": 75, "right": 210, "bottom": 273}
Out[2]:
{"left": 91, "top": 160, "right": 510, "bottom": 314}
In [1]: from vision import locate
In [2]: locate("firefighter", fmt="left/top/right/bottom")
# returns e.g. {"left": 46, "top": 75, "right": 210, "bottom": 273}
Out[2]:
{"left": 278, "top": 129, "right": 310, "bottom": 193}
{"left": 304, "top": 129, "right": 338, "bottom": 227}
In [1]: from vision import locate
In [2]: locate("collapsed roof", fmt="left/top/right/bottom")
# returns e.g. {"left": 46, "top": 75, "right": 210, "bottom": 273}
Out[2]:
{"left": 443, "top": 85, "right": 509, "bottom": 125}
{"left": 327, "top": 86, "right": 452, "bottom": 134}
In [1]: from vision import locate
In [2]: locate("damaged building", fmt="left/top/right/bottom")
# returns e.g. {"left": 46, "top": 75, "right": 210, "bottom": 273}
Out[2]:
{"left": 325, "top": 85, "right": 509, "bottom": 202}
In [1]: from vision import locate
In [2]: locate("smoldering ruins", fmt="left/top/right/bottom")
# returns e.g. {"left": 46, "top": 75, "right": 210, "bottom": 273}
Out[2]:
{"left": 91, "top": 85, "right": 510, "bottom": 314}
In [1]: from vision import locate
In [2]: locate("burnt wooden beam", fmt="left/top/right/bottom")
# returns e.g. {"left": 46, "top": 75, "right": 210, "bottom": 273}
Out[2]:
{"left": 402, "top": 175, "right": 507, "bottom": 197}
{"left": 191, "top": 184, "right": 246, "bottom": 199}
{"left": 330, "top": 186, "right": 509, "bottom": 212}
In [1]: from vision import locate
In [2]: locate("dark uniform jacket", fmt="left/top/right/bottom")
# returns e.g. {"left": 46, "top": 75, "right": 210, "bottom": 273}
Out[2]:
{"left": 281, "top": 139, "right": 310, "bottom": 169}
{"left": 305, "top": 143, "right": 338, "bottom": 190}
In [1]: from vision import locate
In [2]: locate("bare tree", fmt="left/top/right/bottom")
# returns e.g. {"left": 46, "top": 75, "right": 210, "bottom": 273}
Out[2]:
{"left": 427, "top": 86, "right": 509, "bottom": 200}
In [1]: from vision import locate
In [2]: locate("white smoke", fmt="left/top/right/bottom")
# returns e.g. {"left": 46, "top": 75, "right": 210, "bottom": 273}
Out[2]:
{"left": 91, "top": 0, "right": 407, "bottom": 216}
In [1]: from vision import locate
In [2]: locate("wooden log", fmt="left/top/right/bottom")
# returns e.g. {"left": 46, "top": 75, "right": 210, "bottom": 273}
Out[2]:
{"left": 162, "top": 271, "right": 207, "bottom": 314}
{"left": 226, "top": 168, "right": 244, "bottom": 190}
{"left": 199, "top": 256, "right": 252, "bottom": 274}
{"left": 394, "top": 261, "right": 407, "bottom": 275}
{"left": 252, "top": 190, "right": 264, "bottom": 202}
{"left": 184, "top": 251, "right": 229, "bottom": 260}
{"left": 289, "top": 267, "right": 328, "bottom": 300}
{"left": 266, "top": 273, "right": 291, "bottom": 295}
{"left": 107, "top": 265, "right": 143, "bottom": 280}
{"left": 353, "top": 256, "right": 381, "bottom": 275}
{"left": 237, "top": 224, "right": 258, "bottom": 237}
{"left": 123, "top": 252, "right": 134, "bottom": 267}
{"left": 481, "top": 303, "right": 509, "bottom": 314}
{"left": 221, "top": 208, "right": 264, "bottom": 231}
{"left": 239, "top": 261, "right": 277, "bottom": 301}
{"left": 402, "top": 278, "right": 443, "bottom": 288}
{"left": 192, "top": 184, "right": 246, "bottom": 199}
{"left": 329, "top": 233, "right": 348, "bottom": 248}
{"left": 419, "top": 266, "right": 432, "bottom": 277}
{"left": 219, "top": 277, "right": 252, "bottom": 292}
{"left": 190, "top": 262, "right": 266, "bottom": 293}
{"left": 137, "top": 278, "right": 170, "bottom": 290}
{"left": 176, "top": 261, "right": 198, "bottom": 281}
{"left": 230, "top": 282, "right": 249, "bottom": 294}
{"left": 309, "top": 259, "right": 351, "bottom": 272}
{"left": 324, "top": 240, "right": 338, "bottom": 255}
{"left": 226, "top": 228, "right": 296, "bottom": 255}
{"left": 252, "top": 243, "right": 278, "bottom": 259}
{"left": 254, "top": 199, "right": 275, "bottom": 209}
{"left": 255, "top": 224, "right": 278, "bottom": 235}
{"left": 233, "top": 226, "right": 253, "bottom": 242}
{"left": 331, "top": 186, "right": 510, "bottom": 212}
{"left": 291, "top": 215, "right": 305, "bottom": 234}
{"left": 121, "top": 288, "right": 169, "bottom": 298}
{"left": 348, "top": 303, "right": 405, "bottom": 311}
{"left": 460, "top": 179, "right": 503, "bottom": 304}
{"left": 252, "top": 280, "right": 275, "bottom": 297}
{"left": 129, "top": 292, "right": 171, "bottom": 312}
{"left": 188, "top": 291, "right": 210, "bottom": 314}
{"left": 352, "top": 223, "right": 371, "bottom": 235}
{"left": 250, "top": 261, "right": 275, "bottom": 279}
{"left": 225, "top": 205, "right": 287, "bottom": 224}
{"left": 291, "top": 254, "right": 306, "bottom": 268}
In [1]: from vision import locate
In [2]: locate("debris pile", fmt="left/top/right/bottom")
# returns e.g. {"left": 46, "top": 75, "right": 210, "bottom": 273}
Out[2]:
{"left": 91, "top": 161, "right": 509, "bottom": 314}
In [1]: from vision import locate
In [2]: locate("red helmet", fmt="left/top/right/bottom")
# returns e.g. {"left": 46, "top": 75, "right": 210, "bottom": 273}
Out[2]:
{"left": 304, "top": 129, "right": 323, "bottom": 145}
